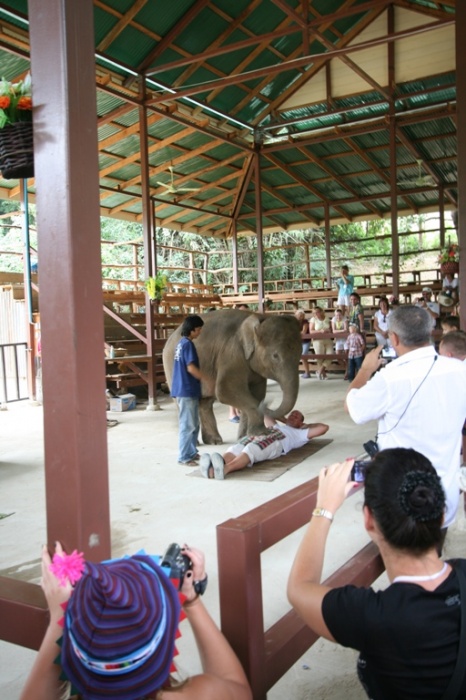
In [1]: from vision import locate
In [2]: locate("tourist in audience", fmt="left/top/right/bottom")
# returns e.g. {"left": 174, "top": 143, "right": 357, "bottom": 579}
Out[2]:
{"left": 442, "top": 271, "right": 459, "bottom": 304}
{"left": 20, "top": 542, "right": 252, "bottom": 700}
{"left": 171, "top": 315, "right": 207, "bottom": 466}
{"left": 348, "top": 292, "right": 365, "bottom": 336}
{"left": 439, "top": 331, "right": 466, "bottom": 471}
{"left": 287, "top": 447, "right": 466, "bottom": 699}
{"left": 344, "top": 322, "right": 365, "bottom": 381}
{"left": 331, "top": 307, "right": 348, "bottom": 380}
{"left": 439, "top": 330, "right": 466, "bottom": 360}
{"left": 334, "top": 264, "right": 354, "bottom": 316}
{"left": 199, "top": 411, "right": 328, "bottom": 479}
{"left": 441, "top": 315, "right": 460, "bottom": 334}
{"left": 331, "top": 307, "right": 348, "bottom": 353}
{"left": 309, "top": 307, "right": 333, "bottom": 380}
{"left": 228, "top": 406, "right": 241, "bottom": 423}
{"left": 295, "top": 309, "right": 311, "bottom": 379}
{"left": 372, "top": 296, "right": 392, "bottom": 348}
{"left": 345, "top": 305, "right": 466, "bottom": 530}
{"left": 416, "top": 287, "right": 439, "bottom": 328}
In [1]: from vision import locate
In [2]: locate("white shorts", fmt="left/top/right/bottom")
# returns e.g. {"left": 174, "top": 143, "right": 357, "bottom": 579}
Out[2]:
{"left": 228, "top": 438, "right": 284, "bottom": 466}
{"left": 337, "top": 294, "right": 351, "bottom": 307}
{"left": 335, "top": 339, "right": 346, "bottom": 351}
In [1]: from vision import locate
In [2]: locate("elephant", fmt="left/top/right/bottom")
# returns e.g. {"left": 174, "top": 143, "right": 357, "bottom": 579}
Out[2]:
{"left": 162, "top": 309, "right": 303, "bottom": 444}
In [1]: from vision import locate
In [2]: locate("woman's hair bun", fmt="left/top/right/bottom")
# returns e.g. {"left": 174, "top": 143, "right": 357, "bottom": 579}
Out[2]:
{"left": 397, "top": 471, "right": 445, "bottom": 522}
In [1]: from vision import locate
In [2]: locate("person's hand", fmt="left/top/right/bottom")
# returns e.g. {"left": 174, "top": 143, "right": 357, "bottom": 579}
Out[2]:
{"left": 180, "top": 545, "right": 206, "bottom": 602}
{"left": 360, "top": 345, "right": 384, "bottom": 374}
{"left": 41, "top": 543, "right": 73, "bottom": 625}
{"left": 315, "top": 460, "right": 355, "bottom": 515}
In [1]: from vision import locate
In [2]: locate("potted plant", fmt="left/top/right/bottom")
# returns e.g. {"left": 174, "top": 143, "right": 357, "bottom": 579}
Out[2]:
{"left": 438, "top": 242, "right": 459, "bottom": 276}
{"left": 0, "top": 73, "right": 34, "bottom": 180}
{"left": 145, "top": 271, "right": 169, "bottom": 302}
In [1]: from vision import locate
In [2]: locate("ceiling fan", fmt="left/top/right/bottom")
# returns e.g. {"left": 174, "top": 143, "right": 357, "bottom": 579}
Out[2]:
{"left": 156, "top": 165, "right": 201, "bottom": 195}
{"left": 398, "top": 159, "right": 436, "bottom": 188}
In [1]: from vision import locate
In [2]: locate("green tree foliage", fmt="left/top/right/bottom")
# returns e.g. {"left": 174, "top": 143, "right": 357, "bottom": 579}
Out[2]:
{"left": 0, "top": 203, "right": 457, "bottom": 287}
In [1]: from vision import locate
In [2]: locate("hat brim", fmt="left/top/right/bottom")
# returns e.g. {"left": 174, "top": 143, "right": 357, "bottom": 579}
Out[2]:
{"left": 61, "top": 556, "right": 181, "bottom": 700}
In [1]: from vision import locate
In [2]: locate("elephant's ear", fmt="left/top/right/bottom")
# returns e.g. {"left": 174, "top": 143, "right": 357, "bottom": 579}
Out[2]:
{"left": 239, "top": 314, "right": 262, "bottom": 359}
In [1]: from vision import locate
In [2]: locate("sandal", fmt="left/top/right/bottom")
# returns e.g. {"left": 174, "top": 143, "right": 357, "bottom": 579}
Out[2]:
{"left": 179, "top": 459, "right": 198, "bottom": 467}
{"left": 106, "top": 419, "right": 119, "bottom": 428}
{"left": 211, "top": 453, "right": 225, "bottom": 480}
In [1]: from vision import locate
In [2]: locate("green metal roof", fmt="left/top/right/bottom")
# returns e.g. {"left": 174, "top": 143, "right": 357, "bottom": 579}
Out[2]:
{"left": 0, "top": 0, "right": 458, "bottom": 236}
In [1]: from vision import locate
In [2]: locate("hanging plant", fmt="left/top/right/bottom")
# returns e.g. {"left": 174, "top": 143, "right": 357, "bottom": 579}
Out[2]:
{"left": 145, "top": 271, "right": 169, "bottom": 301}
{"left": 0, "top": 73, "right": 34, "bottom": 180}
{"left": 0, "top": 73, "right": 32, "bottom": 128}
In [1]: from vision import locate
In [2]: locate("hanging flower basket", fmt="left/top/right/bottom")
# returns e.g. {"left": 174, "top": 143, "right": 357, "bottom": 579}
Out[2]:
{"left": 0, "top": 73, "right": 34, "bottom": 180}
{"left": 440, "top": 260, "right": 459, "bottom": 276}
{"left": 0, "top": 121, "right": 34, "bottom": 179}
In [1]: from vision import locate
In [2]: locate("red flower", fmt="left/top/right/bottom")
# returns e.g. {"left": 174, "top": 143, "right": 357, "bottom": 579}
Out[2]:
{"left": 17, "top": 96, "right": 32, "bottom": 110}
{"left": 0, "top": 96, "right": 10, "bottom": 109}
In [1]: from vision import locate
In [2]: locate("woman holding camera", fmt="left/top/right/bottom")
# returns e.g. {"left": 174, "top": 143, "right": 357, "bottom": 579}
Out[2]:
{"left": 20, "top": 543, "right": 251, "bottom": 700}
{"left": 288, "top": 448, "right": 466, "bottom": 699}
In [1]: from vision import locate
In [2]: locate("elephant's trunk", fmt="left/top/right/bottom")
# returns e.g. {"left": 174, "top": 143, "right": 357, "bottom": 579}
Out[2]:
{"left": 259, "top": 370, "right": 299, "bottom": 419}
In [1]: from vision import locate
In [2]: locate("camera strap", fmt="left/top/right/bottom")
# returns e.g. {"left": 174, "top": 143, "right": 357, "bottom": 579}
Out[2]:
{"left": 376, "top": 355, "right": 437, "bottom": 442}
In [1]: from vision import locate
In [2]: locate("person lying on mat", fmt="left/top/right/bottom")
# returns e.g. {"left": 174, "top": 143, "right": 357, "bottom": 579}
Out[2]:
{"left": 199, "top": 411, "right": 329, "bottom": 480}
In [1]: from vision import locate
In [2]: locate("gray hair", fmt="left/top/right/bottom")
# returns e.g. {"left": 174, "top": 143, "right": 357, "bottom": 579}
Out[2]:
{"left": 387, "top": 305, "right": 432, "bottom": 347}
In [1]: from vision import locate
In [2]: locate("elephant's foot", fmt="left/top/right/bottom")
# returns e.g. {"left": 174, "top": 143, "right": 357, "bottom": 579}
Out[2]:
{"left": 201, "top": 429, "right": 223, "bottom": 446}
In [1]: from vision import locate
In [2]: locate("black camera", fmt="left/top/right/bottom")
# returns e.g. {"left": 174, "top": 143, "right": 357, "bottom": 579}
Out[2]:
{"left": 161, "top": 543, "right": 192, "bottom": 590}
{"left": 363, "top": 440, "right": 379, "bottom": 458}
{"left": 351, "top": 460, "right": 368, "bottom": 483}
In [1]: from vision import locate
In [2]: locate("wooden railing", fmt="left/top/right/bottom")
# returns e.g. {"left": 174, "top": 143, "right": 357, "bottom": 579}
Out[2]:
{"left": 217, "top": 477, "right": 384, "bottom": 700}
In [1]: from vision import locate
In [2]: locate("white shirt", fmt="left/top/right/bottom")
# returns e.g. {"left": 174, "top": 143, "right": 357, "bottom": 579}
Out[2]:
{"left": 417, "top": 300, "right": 439, "bottom": 328}
{"left": 274, "top": 422, "right": 310, "bottom": 454}
{"left": 346, "top": 346, "right": 466, "bottom": 526}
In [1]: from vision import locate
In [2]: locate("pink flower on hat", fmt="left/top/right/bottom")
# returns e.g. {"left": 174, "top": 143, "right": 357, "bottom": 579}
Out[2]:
{"left": 50, "top": 549, "right": 85, "bottom": 587}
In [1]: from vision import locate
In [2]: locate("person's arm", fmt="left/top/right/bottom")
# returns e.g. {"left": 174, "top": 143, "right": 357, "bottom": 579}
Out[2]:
{"left": 348, "top": 346, "right": 382, "bottom": 388}
{"left": 304, "top": 423, "right": 329, "bottom": 439}
{"left": 358, "top": 310, "right": 365, "bottom": 334}
{"left": 20, "top": 544, "right": 73, "bottom": 700}
{"left": 287, "top": 460, "right": 355, "bottom": 641}
{"left": 187, "top": 363, "right": 214, "bottom": 393}
{"left": 167, "top": 548, "right": 251, "bottom": 700}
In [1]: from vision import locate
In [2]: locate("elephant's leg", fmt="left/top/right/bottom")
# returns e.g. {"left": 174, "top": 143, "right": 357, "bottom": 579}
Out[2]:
{"left": 199, "top": 396, "right": 223, "bottom": 445}
{"left": 216, "top": 373, "right": 267, "bottom": 438}
{"left": 241, "top": 380, "right": 268, "bottom": 436}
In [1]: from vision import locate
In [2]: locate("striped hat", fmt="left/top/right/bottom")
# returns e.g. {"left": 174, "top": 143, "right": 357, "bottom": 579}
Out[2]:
{"left": 60, "top": 554, "right": 181, "bottom": 700}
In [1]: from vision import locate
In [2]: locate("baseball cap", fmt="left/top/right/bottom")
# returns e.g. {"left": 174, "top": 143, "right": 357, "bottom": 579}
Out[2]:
{"left": 422, "top": 287, "right": 433, "bottom": 294}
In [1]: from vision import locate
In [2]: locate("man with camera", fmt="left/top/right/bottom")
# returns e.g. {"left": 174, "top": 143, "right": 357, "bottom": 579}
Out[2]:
{"left": 345, "top": 305, "right": 466, "bottom": 529}
{"left": 416, "top": 286, "right": 439, "bottom": 328}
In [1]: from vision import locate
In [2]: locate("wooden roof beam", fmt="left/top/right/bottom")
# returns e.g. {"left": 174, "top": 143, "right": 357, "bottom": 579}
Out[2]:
{"left": 97, "top": 0, "right": 148, "bottom": 52}
{"left": 145, "top": 19, "right": 453, "bottom": 106}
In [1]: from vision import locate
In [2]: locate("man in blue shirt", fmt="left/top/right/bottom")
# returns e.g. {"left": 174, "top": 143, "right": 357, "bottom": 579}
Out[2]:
{"left": 171, "top": 315, "right": 205, "bottom": 465}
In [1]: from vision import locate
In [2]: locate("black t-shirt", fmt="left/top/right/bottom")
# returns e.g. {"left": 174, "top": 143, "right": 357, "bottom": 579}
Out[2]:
{"left": 322, "top": 559, "right": 466, "bottom": 699}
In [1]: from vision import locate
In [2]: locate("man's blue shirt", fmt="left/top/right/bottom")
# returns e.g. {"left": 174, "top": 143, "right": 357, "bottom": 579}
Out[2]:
{"left": 171, "top": 336, "right": 201, "bottom": 398}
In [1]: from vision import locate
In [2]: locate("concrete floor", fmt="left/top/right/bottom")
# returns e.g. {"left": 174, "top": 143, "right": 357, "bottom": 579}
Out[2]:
{"left": 1, "top": 375, "right": 466, "bottom": 699}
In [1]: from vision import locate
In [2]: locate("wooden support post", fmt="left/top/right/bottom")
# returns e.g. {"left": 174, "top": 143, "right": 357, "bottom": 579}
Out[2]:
{"left": 456, "top": 2, "right": 466, "bottom": 330}
{"left": 254, "top": 150, "right": 265, "bottom": 313}
{"left": 29, "top": 0, "right": 110, "bottom": 558}
{"left": 139, "top": 92, "right": 159, "bottom": 410}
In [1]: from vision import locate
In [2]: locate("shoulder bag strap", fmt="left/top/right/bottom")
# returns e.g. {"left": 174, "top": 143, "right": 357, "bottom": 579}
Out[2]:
{"left": 442, "top": 564, "right": 466, "bottom": 700}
